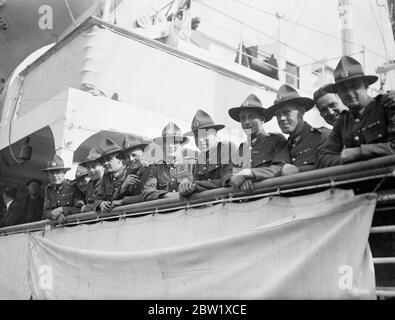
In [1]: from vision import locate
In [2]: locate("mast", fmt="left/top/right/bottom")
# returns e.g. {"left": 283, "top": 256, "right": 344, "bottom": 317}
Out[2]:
{"left": 338, "top": 0, "right": 354, "bottom": 56}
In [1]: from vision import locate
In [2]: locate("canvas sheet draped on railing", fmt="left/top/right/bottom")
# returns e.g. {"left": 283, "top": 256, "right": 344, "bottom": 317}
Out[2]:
{"left": 0, "top": 189, "right": 377, "bottom": 299}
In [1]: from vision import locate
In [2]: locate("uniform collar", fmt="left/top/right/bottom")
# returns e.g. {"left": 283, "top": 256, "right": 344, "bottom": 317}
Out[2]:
{"left": 251, "top": 131, "right": 269, "bottom": 145}
{"left": 289, "top": 122, "right": 312, "bottom": 145}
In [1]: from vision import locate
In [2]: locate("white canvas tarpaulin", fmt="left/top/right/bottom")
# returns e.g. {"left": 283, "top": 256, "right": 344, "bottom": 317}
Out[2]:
{"left": 0, "top": 189, "right": 377, "bottom": 299}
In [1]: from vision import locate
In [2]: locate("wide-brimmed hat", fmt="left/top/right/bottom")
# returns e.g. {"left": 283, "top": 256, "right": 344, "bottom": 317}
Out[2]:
{"left": 71, "top": 165, "right": 89, "bottom": 184}
{"left": 228, "top": 93, "right": 270, "bottom": 122}
{"left": 326, "top": 56, "right": 378, "bottom": 93}
{"left": 41, "top": 155, "right": 71, "bottom": 172}
{"left": 154, "top": 122, "right": 189, "bottom": 145}
{"left": 117, "top": 135, "right": 149, "bottom": 158}
{"left": 184, "top": 109, "right": 225, "bottom": 136}
{"left": 79, "top": 147, "right": 103, "bottom": 167}
{"left": 26, "top": 178, "right": 42, "bottom": 186}
{"left": 97, "top": 138, "right": 122, "bottom": 159}
{"left": 265, "top": 84, "right": 314, "bottom": 119}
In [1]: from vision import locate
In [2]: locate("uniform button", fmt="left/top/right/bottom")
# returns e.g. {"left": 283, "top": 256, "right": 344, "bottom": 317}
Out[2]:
{"left": 355, "top": 119, "right": 360, "bottom": 123}
{"left": 292, "top": 144, "right": 296, "bottom": 148}
{"left": 304, "top": 161, "right": 307, "bottom": 165}
{"left": 292, "top": 158, "right": 296, "bottom": 162}
{"left": 203, "top": 167, "right": 206, "bottom": 170}
{"left": 171, "top": 178, "right": 175, "bottom": 181}
{"left": 354, "top": 136, "right": 359, "bottom": 141}
{"left": 249, "top": 147, "right": 253, "bottom": 150}
{"left": 378, "top": 134, "right": 382, "bottom": 138}
{"left": 310, "top": 128, "right": 314, "bottom": 132}
{"left": 208, "top": 178, "right": 211, "bottom": 181}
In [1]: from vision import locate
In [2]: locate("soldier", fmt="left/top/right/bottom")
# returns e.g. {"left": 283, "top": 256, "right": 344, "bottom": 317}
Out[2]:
{"left": 71, "top": 165, "right": 90, "bottom": 197}
{"left": 41, "top": 155, "right": 84, "bottom": 223}
{"left": 143, "top": 122, "right": 189, "bottom": 200}
{"left": 22, "top": 179, "right": 44, "bottom": 223}
{"left": 93, "top": 138, "right": 128, "bottom": 213}
{"left": 265, "top": 84, "right": 331, "bottom": 175}
{"left": 111, "top": 135, "right": 151, "bottom": 206}
{"left": 227, "top": 94, "right": 290, "bottom": 193}
{"left": 313, "top": 84, "right": 349, "bottom": 126}
{"left": 314, "top": 84, "right": 395, "bottom": 127}
{"left": 178, "top": 109, "right": 234, "bottom": 196}
{"left": 79, "top": 147, "right": 105, "bottom": 212}
{"left": 317, "top": 56, "right": 395, "bottom": 167}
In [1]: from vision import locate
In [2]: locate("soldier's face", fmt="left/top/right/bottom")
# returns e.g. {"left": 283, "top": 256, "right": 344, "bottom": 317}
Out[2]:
{"left": 76, "top": 176, "right": 90, "bottom": 192}
{"left": 27, "top": 182, "right": 40, "bottom": 197}
{"left": 337, "top": 79, "right": 370, "bottom": 109}
{"left": 239, "top": 110, "right": 264, "bottom": 137}
{"left": 276, "top": 105, "right": 304, "bottom": 134}
{"left": 86, "top": 162, "right": 105, "bottom": 180}
{"left": 101, "top": 155, "right": 123, "bottom": 173}
{"left": 48, "top": 170, "right": 66, "bottom": 185}
{"left": 193, "top": 128, "right": 217, "bottom": 152}
{"left": 123, "top": 149, "right": 144, "bottom": 170}
{"left": 316, "top": 93, "right": 348, "bottom": 126}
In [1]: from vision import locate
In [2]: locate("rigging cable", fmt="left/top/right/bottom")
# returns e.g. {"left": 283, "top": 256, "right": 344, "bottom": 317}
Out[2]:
{"left": 197, "top": 1, "right": 319, "bottom": 62}
{"left": 229, "top": 0, "right": 389, "bottom": 61}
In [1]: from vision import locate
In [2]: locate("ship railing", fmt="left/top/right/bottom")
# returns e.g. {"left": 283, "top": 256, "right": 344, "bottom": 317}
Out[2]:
{"left": 1, "top": 154, "right": 395, "bottom": 298}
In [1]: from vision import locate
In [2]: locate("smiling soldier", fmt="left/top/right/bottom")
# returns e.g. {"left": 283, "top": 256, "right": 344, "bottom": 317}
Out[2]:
{"left": 41, "top": 155, "right": 84, "bottom": 223}
{"left": 317, "top": 56, "right": 395, "bottom": 167}
{"left": 265, "top": 84, "right": 331, "bottom": 175}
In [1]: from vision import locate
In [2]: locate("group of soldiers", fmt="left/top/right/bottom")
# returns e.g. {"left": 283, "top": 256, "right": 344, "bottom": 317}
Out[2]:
{"left": 2, "top": 55, "right": 395, "bottom": 226}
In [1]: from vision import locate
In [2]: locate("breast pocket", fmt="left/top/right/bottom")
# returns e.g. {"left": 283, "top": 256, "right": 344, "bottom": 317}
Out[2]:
{"left": 361, "top": 120, "right": 385, "bottom": 144}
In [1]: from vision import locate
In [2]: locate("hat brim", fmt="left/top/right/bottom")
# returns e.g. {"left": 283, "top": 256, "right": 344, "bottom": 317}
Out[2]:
{"left": 325, "top": 75, "right": 379, "bottom": 93}
{"left": 184, "top": 124, "right": 225, "bottom": 137}
{"left": 265, "top": 97, "right": 315, "bottom": 119}
{"left": 41, "top": 167, "right": 71, "bottom": 172}
{"left": 79, "top": 158, "right": 101, "bottom": 167}
{"left": 116, "top": 144, "right": 149, "bottom": 158}
{"left": 70, "top": 173, "right": 89, "bottom": 184}
{"left": 26, "top": 179, "right": 42, "bottom": 186}
{"left": 153, "top": 135, "right": 189, "bottom": 145}
{"left": 228, "top": 107, "right": 269, "bottom": 122}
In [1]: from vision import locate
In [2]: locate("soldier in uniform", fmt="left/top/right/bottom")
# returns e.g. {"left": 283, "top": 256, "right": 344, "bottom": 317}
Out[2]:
{"left": 111, "top": 135, "right": 151, "bottom": 206}
{"left": 317, "top": 56, "right": 395, "bottom": 167}
{"left": 227, "top": 94, "right": 290, "bottom": 193}
{"left": 71, "top": 165, "right": 90, "bottom": 198}
{"left": 143, "top": 122, "right": 189, "bottom": 201}
{"left": 179, "top": 109, "right": 235, "bottom": 196}
{"left": 41, "top": 155, "right": 84, "bottom": 223}
{"left": 78, "top": 147, "right": 105, "bottom": 212}
{"left": 93, "top": 138, "right": 129, "bottom": 213}
{"left": 314, "top": 84, "right": 395, "bottom": 127}
{"left": 265, "top": 84, "right": 331, "bottom": 174}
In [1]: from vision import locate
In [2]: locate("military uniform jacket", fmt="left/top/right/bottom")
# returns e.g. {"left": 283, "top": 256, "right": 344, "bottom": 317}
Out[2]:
{"left": 317, "top": 97, "right": 395, "bottom": 168}
{"left": 85, "top": 178, "right": 101, "bottom": 204}
{"left": 281, "top": 122, "right": 330, "bottom": 172}
{"left": 192, "top": 141, "right": 234, "bottom": 190}
{"left": 237, "top": 132, "right": 290, "bottom": 180}
{"left": 93, "top": 166, "right": 129, "bottom": 210}
{"left": 43, "top": 180, "right": 84, "bottom": 219}
{"left": 142, "top": 161, "right": 188, "bottom": 201}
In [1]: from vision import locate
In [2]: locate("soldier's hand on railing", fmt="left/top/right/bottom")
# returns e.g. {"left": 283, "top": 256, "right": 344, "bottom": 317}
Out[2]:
{"left": 55, "top": 213, "right": 66, "bottom": 224}
{"left": 49, "top": 207, "right": 63, "bottom": 221}
{"left": 240, "top": 179, "right": 255, "bottom": 193}
{"left": 81, "top": 204, "right": 94, "bottom": 213}
{"left": 282, "top": 164, "right": 299, "bottom": 176}
{"left": 231, "top": 168, "right": 253, "bottom": 191}
{"left": 111, "top": 200, "right": 123, "bottom": 207}
{"left": 178, "top": 178, "right": 196, "bottom": 196}
{"left": 99, "top": 201, "right": 113, "bottom": 213}
{"left": 341, "top": 147, "right": 362, "bottom": 164}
